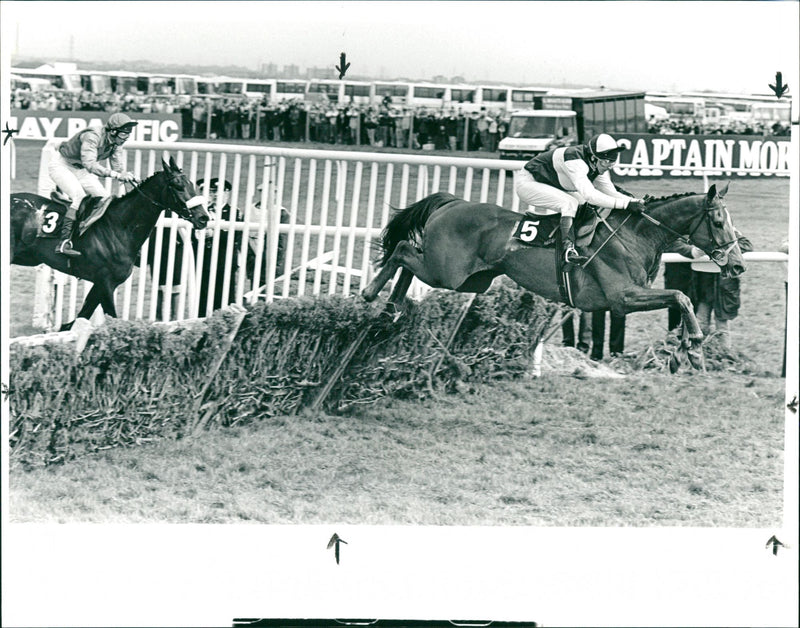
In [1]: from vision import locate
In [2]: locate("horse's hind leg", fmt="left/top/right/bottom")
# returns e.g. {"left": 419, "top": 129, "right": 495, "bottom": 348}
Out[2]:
{"left": 74, "top": 284, "right": 117, "bottom": 323}
{"left": 363, "top": 241, "right": 434, "bottom": 302}
{"left": 388, "top": 269, "right": 414, "bottom": 304}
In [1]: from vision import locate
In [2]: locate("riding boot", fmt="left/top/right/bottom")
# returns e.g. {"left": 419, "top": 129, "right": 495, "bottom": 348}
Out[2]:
{"left": 560, "top": 215, "right": 587, "bottom": 265}
{"left": 55, "top": 211, "right": 82, "bottom": 258}
{"left": 716, "top": 319, "right": 732, "bottom": 353}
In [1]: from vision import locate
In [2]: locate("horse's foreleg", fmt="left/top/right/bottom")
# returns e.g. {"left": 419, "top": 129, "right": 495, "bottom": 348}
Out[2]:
{"left": 616, "top": 287, "right": 702, "bottom": 340}
{"left": 613, "top": 287, "right": 703, "bottom": 372}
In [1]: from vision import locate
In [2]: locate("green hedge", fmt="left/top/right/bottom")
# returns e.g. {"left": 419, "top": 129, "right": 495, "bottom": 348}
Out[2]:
{"left": 8, "top": 283, "right": 558, "bottom": 469}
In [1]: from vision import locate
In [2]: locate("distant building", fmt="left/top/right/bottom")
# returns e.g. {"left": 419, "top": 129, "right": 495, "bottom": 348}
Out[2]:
{"left": 260, "top": 62, "right": 278, "bottom": 76}
{"left": 282, "top": 64, "right": 300, "bottom": 79}
{"left": 306, "top": 66, "right": 336, "bottom": 79}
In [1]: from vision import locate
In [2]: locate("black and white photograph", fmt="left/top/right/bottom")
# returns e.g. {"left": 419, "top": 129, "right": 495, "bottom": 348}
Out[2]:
{"left": 1, "top": 1, "right": 798, "bottom": 626}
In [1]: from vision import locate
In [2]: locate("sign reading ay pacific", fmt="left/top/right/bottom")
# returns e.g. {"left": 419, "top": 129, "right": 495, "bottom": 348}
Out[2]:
{"left": 9, "top": 110, "right": 182, "bottom": 142}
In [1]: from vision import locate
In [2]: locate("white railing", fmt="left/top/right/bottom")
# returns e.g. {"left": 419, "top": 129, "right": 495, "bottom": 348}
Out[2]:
{"left": 30, "top": 141, "right": 789, "bottom": 330}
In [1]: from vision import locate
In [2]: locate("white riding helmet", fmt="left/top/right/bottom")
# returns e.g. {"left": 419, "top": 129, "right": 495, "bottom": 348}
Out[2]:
{"left": 587, "top": 133, "right": 624, "bottom": 160}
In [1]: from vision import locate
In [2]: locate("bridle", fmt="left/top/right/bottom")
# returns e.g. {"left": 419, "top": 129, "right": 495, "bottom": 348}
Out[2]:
{"left": 129, "top": 172, "right": 205, "bottom": 220}
{"left": 639, "top": 195, "right": 740, "bottom": 266}
{"left": 579, "top": 193, "right": 739, "bottom": 269}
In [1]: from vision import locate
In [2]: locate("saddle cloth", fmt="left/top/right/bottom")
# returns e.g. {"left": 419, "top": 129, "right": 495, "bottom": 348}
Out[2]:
{"left": 512, "top": 204, "right": 610, "bottom": 249}
{"left": 39, "top": 192, "right": 113, "bottom": 238}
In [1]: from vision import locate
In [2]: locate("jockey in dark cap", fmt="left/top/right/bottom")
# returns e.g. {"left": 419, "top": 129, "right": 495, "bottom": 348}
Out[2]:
{"left": 48, "top": 112, "right": 139, "bottom": 257}
{"left": 514, "top": 133, "right": 647, "bottom": 264}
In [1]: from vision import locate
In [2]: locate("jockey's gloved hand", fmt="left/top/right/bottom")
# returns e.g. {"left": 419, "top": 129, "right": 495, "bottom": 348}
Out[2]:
{"left": 117, "top": 172, "right": 138, "bottom": 184}
{"left": 627, "top": 200, "right": 647, "bottom": 214}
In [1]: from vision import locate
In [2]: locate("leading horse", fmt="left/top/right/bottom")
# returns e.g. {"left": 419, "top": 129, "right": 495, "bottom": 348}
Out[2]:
{"left": 11, "top": 157, "right": 210, "bottom": 329}
{"left": 362, "top": 184, "right": 745, "bottom": 371}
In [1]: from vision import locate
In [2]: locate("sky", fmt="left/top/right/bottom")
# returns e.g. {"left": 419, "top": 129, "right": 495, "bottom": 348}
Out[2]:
{"left": 2, "top": 0, "right": 799, "bottom": 95}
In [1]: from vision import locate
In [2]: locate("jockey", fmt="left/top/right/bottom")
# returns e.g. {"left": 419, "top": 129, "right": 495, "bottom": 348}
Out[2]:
{"left": 514, "top": 133, "right": 647, "bottom": 265}
{"left": 48, "top": 112, "right": 139, "bottom": 257}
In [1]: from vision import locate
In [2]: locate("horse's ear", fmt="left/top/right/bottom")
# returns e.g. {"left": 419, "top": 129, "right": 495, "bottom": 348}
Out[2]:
{"left": 718, "top": 182, "right": 729, "bottom": 198}
{"left": 169, "top": 156, "right": 179, "bottom": 171}
{"left": 706, "top": 184, "right": 717, "bottom": 203}
{"left": 161, "top": 157, "right": 170, "bottom": 172}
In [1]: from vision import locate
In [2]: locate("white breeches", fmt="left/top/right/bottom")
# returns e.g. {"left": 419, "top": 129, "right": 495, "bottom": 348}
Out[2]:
{"left": 514, "top": 168, "right": 582, "bottom": 218}
{"left": 48, "top": 150, "right": 107, "bottom": 211}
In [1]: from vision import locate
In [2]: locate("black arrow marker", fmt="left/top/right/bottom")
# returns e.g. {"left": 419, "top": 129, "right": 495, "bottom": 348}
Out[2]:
{"left": 3, "top": 121, "right": 18, "bottom": 146}
{"left": 769, "top": 71, "right": 789, "bottom": 99}
{"left": 327, "top": 533, "right": 348, "bottom": 564}
{"left": 336, "top": 52, "right": 351, "bottom": 80}
{"left": 765, "top": 535, "right": 786, "bottom": 556}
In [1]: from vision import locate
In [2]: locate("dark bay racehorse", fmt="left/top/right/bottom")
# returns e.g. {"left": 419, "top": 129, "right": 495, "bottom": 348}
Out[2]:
{"left": 362, "top": 184, "right": 745, "bottom": 370}
{"left": 11, "top": 157, "right": 210, "bottom": 329}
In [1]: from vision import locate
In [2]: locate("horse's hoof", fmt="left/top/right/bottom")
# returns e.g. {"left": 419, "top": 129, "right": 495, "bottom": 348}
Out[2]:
{"left": 361, "top": 290, "right": 376, "bottom": 303}
{"left": 668, "top": 352, "right": 681, "bottom": 374}
{"left": 688, "top": 349, "right": 706, "bottom": 371}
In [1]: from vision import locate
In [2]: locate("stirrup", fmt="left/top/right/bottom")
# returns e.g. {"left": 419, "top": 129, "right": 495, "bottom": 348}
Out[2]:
{"left": 56, "top": 239, "right": 82, "bottom": 257}
{"left": 563, "top": 245, "right": 587, "bottom": 265}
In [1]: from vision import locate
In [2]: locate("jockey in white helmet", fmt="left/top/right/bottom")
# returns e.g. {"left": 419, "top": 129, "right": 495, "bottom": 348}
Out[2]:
{"left": 514, "top": 133, "right": 647, "bottom": 265}
{"left": 48, "top": 112, "right": 139, "bottom": 257}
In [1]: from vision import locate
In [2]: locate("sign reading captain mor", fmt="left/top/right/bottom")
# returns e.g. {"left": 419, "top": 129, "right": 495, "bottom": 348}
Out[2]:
{"left": 614, "top": 133, "right": 790, "bottom": 176}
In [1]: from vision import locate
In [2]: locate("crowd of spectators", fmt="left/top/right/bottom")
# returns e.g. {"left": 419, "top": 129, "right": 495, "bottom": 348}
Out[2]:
{"left": 647, "top": 115, "right": 791, "bottom": 137}
{"left": 182, "top": 97, "right": 512, "bottom": 152}
{"left": 11, "top": 88, "right": 791, "bottom": 151}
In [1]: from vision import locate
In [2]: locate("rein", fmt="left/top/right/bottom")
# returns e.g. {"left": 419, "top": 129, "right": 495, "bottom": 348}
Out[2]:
{"left": 580, "top": 197, "right": 737, "bottom": 269}
{"left": 130, "top": 178, "right": 173, "bottom": 212}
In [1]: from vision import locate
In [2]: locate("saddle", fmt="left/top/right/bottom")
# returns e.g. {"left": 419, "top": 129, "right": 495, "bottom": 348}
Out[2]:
{"left": 47, "top": 190, "right": 113, "bottom": 237}
{"left": 513, "top": 204, "right": 608, "bottom": 249}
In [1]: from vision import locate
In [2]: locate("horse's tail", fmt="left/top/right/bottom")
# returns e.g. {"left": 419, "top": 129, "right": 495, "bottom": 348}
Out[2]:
{"left": 378, "top": 192, "right": 459, "bottom": 266}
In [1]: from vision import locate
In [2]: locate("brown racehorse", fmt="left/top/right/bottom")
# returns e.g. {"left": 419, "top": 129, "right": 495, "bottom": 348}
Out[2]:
{"left": 11, "top": 157, "right": 210, "bottom": 329}
{"left": 362, "top": 184, "right": 745, "bottom": 371}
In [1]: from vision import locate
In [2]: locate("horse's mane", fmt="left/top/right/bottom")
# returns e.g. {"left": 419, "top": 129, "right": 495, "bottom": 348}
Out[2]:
{"left": 117, "top": 169, "right": 169, "bottom": 200}
{"left": 645, "top": 191, "right": 696, "bottom": 205}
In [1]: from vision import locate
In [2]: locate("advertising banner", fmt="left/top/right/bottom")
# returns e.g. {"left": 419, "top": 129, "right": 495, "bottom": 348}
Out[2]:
{"left": 613, "top": 132, "right": 790, "bottom": 176}
{"left": 8, "top": 109, "right": 183, "bottom": 143}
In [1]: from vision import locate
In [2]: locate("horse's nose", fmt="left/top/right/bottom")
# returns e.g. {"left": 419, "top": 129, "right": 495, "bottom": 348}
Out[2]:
{"left": 726, "top": 261, "right": 746, "bottom": 278}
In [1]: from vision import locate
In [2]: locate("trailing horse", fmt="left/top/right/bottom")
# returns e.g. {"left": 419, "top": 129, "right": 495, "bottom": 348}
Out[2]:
{"left": 362, "top": 184, "right": 745, "bottom": 371}
{"left": 11, "top": 157, "right": 210, "bottom": 330}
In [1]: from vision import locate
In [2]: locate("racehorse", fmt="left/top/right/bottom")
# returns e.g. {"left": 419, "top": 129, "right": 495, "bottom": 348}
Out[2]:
{"left": 11, "top": 157, "right": 210, "bottom": 329}
{"left": 362, "top": 184, "right": 745, "bottom": 371}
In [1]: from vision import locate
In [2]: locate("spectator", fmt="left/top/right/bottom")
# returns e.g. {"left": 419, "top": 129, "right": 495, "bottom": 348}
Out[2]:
{"left": 238, "top": 100, "right": 252, "bottom": 140}
{"left": 562, "top": 310, "right": 592, "bottom": 354}
{"left": 349, "top": 107, "right": 360, "bottom": 145}
{"left": 444, "top": 110, "right": 458, "bottom": 151}
{"left": 590, "top": 310, "right": 626, "bottom": 360}
{"left": 488, "top": 114, "right": 499, "bottom": 152}
{"left": 690, "top": 229, "right": 752, "bottom": 353}
{"left": 377, "top": 107, "right": 391, "bottom": 147}
{"left": 192, "top": 99, "right": 207, "bottom": 139}
{"left": 223, "top": 101, "right": 238, "bottom": 139}
{"left": 477, "top": 109, "right": 491, "bottom": 150}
